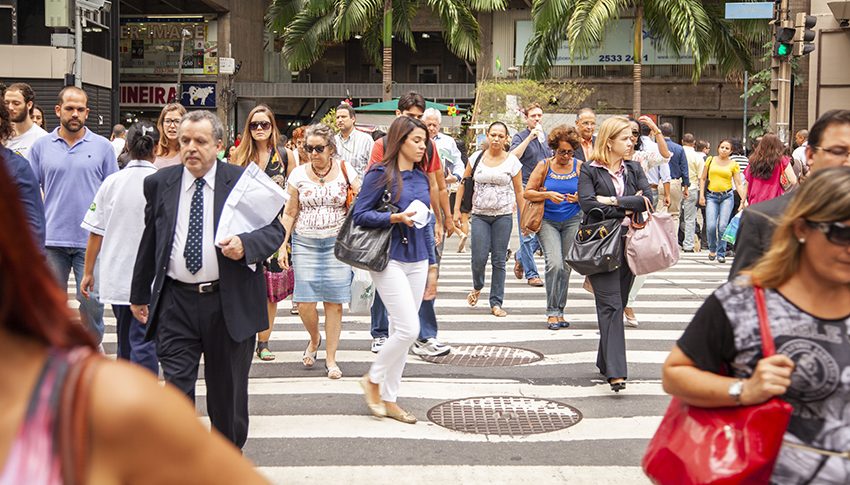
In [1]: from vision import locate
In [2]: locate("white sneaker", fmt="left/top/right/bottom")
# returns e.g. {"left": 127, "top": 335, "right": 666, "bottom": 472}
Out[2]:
{"left": 411, "top": 338, "right": 451, "bottom": 357}
{"left": 371, "top": 337, "right": 387, "bottom": 353}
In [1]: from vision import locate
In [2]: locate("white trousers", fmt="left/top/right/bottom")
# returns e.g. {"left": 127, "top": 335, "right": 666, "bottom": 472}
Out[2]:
{"left": 369, "top": 259, "right": 429, "bottom": 402}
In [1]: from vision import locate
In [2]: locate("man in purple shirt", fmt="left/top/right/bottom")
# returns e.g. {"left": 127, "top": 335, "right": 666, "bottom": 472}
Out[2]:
{"left": 29, "top": 86, "right": 118, "bottom": 343}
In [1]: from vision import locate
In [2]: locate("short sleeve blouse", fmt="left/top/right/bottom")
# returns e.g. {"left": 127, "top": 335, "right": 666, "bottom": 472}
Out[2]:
{"left": 470, "top": 152, "right": 522, "bottom": 216}
{"left": 288, "top": 160, "right": 356, "bottom": 239}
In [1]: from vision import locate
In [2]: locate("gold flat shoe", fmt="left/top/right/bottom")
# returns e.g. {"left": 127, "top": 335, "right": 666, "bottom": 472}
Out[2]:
{"left": 359, "top": 374, "right": 386, "bottom": 419}
{"left": 386, "top": 407, "right": 417, "bottom": 424}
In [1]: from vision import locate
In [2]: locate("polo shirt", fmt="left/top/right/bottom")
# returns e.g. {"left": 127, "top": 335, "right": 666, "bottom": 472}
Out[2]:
{"left": 29, "top": 127, "right": 118, "bottom": 248}
{"left": 81, "top": 160, "right": 156, "bottom": 304}
{"left": 510, "top": 128, "right": 553, "bottom": 185}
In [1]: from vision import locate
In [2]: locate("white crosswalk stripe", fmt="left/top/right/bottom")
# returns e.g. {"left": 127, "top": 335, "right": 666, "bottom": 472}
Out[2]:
{"left": 70, "top": 243, "right": 731, "bottom": 484}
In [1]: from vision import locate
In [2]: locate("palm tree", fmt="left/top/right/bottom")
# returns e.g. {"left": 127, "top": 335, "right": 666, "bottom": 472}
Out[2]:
{"left": 523, "top": 0, "right": 759, "bottom": 116}
{"left": 267, "top": 0, "right": 507, "bottom": 101}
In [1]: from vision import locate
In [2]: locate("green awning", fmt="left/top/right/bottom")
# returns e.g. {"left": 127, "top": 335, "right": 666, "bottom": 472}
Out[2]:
{"left": 355, "top": 99, "right": 465, "bottom": 113}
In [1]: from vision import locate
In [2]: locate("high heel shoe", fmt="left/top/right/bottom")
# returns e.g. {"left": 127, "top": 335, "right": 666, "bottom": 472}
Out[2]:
{"left": 609, "top": 379, "right": 626, "bottom": 393}
{"left": 359, "top": 374, "right": 386, "bottom": 418}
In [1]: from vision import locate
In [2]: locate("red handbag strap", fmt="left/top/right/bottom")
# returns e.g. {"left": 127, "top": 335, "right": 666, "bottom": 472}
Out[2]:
{"left": 754, "top": 286, "right": 776, "bottom": 357}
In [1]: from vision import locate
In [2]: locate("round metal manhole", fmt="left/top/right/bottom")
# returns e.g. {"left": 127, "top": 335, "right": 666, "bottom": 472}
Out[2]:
{"left": 428, "top": 396, "right": 583, "bottom": 436}
{"left": 418, "top": 344, "right": 543, "bottom": 366}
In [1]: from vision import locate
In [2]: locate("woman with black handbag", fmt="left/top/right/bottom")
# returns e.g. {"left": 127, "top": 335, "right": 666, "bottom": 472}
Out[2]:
{"left": 353, "top": 117, "right": 435, "bottom": 424}
{"left": 577, "top": 116, "right": 653, "bottom": 392}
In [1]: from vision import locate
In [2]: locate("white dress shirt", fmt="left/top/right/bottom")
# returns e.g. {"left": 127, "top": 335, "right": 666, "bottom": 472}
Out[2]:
{"left": 167, "top": 163, "right": 220, "bottom": 283}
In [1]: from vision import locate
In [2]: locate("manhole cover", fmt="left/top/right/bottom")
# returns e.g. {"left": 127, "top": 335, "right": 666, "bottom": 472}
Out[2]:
{"left": 428, "top": 396, "right": 582, "bottom": 435}
{"left": 418, "top": 344, "right": 543, "bottom": 366}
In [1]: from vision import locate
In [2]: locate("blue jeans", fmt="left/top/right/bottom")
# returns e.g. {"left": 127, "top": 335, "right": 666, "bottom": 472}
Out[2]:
{"left": 112, "top": 305, "right": 159, "bottom": 375}
{"left": 46, "top": 246, "right": 105, "bottom": 343}
{"left": 515, "top": 211, "right": 540, "bottom": 279}
{"left": 537, "top": 216, "right": 581, "bottom": 317}
{"left": 705, "top": 191, "right": 734, "bottom": 257}
{"left": 471, "top": 214, "right": 512, "bottom": 307}
{"left": 370, "top": 219, "right": 439, "bottom": 341}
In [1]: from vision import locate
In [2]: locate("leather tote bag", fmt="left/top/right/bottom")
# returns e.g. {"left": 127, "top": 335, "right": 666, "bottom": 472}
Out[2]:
{"left": 625, "top": 197, "right": 680, "bottom": 276}
{"left": 642, "top": 286, "right": 793, "bottom": 485}
{"left": 334, "top": 190, "right": 399, "bottom": 272}
{"left": 520, "top": 159, "right": 550, "bottom": 236}
{"left": 565, "top": 207, "right": 624, "bottom": 276}
{"left": 459, "top": 152, "right": 484, "bottom": 214}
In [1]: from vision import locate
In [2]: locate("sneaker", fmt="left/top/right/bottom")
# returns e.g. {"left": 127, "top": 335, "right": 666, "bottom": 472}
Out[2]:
{"left": 717, "top": 256, "right": 726, "bottom": 264}
{"left": 411, "top": 338, "right": 451, "bottom": 357}
{"left": 371, "top": 336, "right": 387, "bottom": 353}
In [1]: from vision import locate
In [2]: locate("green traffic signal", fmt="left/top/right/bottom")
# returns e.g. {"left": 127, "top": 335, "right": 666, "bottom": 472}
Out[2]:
{"left": 777, "top": 43, "right": 791, "bottom": 56}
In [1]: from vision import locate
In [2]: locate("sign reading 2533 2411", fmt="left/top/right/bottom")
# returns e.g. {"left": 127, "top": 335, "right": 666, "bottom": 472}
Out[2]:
{"left": 597, "top": 54, "right": 649, "bottom": 63}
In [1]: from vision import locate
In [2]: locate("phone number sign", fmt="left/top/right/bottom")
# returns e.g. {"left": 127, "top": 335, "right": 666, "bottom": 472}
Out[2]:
{"left": 515, "top": 19, "right": 698, "bottom": 66}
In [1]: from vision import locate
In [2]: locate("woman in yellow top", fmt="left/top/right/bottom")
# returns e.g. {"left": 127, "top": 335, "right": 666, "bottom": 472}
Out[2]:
{"left": 698, "top": 139, "right": 747, "bottom": 263}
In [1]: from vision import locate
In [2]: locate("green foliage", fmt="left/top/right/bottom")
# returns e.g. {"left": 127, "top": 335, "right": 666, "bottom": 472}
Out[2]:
{"left": 474, "top": 79, "right": 593, "bottom": 126}
{"left": 742, "top": 42, "right": 803, "bottom": 140}
{"left": 319, "top": 108, "right": 340, "bottom": 133}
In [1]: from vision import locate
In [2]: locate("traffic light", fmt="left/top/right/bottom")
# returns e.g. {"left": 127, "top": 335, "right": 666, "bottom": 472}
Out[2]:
{"left": 773, "top": 23, "right": 795, "bottom": 58}
{"left": 794, "top": 13, "right": 817, "bottom": 56}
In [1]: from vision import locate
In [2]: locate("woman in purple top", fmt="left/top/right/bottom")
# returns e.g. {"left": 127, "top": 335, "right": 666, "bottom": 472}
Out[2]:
{"left": 745, "top": 133, "right": 797, "bottom": 206}
{"left": 353, "top": 117, "right": 435, "bottom": 425}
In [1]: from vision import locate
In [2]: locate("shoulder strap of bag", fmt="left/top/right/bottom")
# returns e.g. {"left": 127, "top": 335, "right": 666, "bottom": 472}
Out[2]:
{"left": 59, "top": 350, "right": 103, "bottom": 485}
{"left": 340, "top": 159, "right": 351, "bottom": 187}
{"left": 468, "top": 151, "right": 484, "bottom": 180}
{"left": 754, "top": 286, "right": 776, "bottom": 357}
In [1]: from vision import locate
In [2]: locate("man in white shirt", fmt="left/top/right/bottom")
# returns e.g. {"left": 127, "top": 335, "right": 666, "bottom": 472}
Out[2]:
{"left": 792, "top": 129, "right": 808, "bottom": 170}
{"left": 333, "top": 103, "right": 374, "bottom": 178}
{"left": 681, "top": 134, "right": 705, "bottom": 252}
{"left": 3, "top": 83, "right": 48, "bottom": 160}
{"left": 110, "top": 124, "right": 127, "bottom": 157}
{"left": 423, "top": 108, "right": 463, "bottom": 194}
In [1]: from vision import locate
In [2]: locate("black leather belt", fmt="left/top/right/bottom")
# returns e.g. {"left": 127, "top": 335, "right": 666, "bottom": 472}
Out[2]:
{"left": 168, "top": 278, "right": 219, "bottom": 293}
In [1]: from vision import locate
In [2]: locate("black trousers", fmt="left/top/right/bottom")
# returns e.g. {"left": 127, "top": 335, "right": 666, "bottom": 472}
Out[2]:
{"left": 155, "top": 281, "right": 255, "bottom": 449}
{"left": 588, "top": 236, "right": 634, "bottom": 380}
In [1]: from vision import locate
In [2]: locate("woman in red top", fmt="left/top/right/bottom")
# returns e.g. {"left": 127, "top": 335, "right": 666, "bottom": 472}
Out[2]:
{"left": 745, "top": 133, "right": 798, "bottom": 205}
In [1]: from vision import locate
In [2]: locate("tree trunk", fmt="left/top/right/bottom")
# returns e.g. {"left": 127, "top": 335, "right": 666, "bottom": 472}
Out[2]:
{"left": 382, "top": 0, "right": 393, "bottom": 101}
{"left": 632, "top": 4, "right": 643, "bottom": 117}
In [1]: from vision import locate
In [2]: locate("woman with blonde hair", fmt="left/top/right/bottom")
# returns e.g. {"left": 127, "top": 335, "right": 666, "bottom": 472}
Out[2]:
{"left": 577, "top": 115, "right": 653, "bottom": 392}
{"left": 154, "top": 103, "right": 187, "bottom": 169}
{"left": 281, "top": 123, "right": 359, "bottom": 379}
{"left": 232, "top": 105, "right": 295, "bottom": 361}
{"left": 662, "top": 167, "right": 850, "bottom": 483}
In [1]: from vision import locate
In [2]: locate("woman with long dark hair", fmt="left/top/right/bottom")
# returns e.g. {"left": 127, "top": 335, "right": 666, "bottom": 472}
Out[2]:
{"left": 745, "top": 133, "right": 797, "bottom": 206}
{"left": 231, "top": 105, "right": 294, "bottom": 361}
{"left": 353, "top": 116, "right": 435, "bottom": 424}
{"left": 0, "top": 154, "right": 268, "bottom": 483}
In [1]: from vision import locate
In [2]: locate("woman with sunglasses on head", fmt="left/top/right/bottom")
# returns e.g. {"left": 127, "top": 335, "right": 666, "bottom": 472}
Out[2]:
{"left": 354, "top": 116, "right": 436, "bottom": 424}
{"left": 232, "top": 105, "right": 294, "bottom": 362}
{"left": 662, "top": 167, "right": 850, "bottom": 484}
{"left": 280, "top": 124, "right": 359, "bottom": 380}
{"left": 153, "top": 103, "right": 187, "bottom": 169}
{"left": 453, "top": 121, "right": 524, "bottom": 318}
{"left": 523, "top": 125, "right": 583, "bottom": 329}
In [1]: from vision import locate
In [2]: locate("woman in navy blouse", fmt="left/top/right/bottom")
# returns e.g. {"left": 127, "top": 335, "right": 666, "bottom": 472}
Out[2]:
{"left": 352, "top": 116, "right": 435, "bottom": 424}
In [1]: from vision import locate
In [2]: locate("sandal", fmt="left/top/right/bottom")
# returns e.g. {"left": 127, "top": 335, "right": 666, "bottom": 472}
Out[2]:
{"left": 326, "top": 365, "right": 343, "bottom": 380}
{"left": 491, "top": 306, "right": 507, "bottom": 317}
{"left": 256, "top": 341, "right": 276, "bottom": 361}
{"left": 466, "top": 289, "right": 481, "bottom": 307}
{"left": 302, "top": 335, "right": 322, "bottom": 368}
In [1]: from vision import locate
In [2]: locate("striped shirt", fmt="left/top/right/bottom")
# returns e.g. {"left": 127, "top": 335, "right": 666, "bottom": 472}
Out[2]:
{"left": 334, "top": 129, "right": 374, "bottom": 178}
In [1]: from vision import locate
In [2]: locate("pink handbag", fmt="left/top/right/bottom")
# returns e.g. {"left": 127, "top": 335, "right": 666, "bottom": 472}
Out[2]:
{"left": 626, "top": 197, "right": 679, "bottom": 276}
{"left": 265, "top": 267, "right": 294, "bottom": 303}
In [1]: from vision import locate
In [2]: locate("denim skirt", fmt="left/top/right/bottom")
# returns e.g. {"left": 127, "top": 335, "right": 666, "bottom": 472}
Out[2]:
{"left": 291, "top": 233, "right": 352, "bottom": 303}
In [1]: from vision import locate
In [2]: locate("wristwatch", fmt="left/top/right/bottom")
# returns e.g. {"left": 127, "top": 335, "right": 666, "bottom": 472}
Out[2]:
{"left": 728, "top": 379, "right": 744, "bottom": 405}
{"left": 610, "top": 196, "right": 618, "bottom": 206}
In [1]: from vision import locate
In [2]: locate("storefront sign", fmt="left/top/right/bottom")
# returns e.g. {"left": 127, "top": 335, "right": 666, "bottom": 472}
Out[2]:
{"left": 181, "top": 83, "right": 216, "bottom": 108}
{"left": 120, "top": 17, "right": 218, "bottom": 75}
{"left": 121, "top": 83, "right": 216, "bottom": 108}
{"left": 515, "top": 19, "right": 698, "bottom": 66}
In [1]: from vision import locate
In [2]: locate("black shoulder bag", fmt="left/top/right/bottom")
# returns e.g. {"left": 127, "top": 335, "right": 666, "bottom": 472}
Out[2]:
{"left": 459, "top": 151, "right": 484, "bottom": 214}
{"left": 334, "top": 189, "right": 399, "bottom": 272}
{"left": 565, "top": 207, "right": 624, "bottom": 276}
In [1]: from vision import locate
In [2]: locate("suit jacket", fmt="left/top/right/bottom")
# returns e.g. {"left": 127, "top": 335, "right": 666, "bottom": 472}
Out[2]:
{"left": 574, "top": 136, "right": 597, "bottom": 163}
{"left": 130, "top": 161, "right": 285, "bottom": 342}
{"left": 728, "top": 191, "right": 793, "bottom": 280}
{"left": 578, "top": 161, "right": 654, "bottom": 222}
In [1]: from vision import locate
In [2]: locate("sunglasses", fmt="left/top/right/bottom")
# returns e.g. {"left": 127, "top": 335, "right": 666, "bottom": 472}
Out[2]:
{"left": 249, "top": 121, "right": 272, "bottom": 131}
{"left": 304, "top": 144, "right": 327, "bottom": 154}
{"left": 556, "top": 149, "right": 575, "bottom": 157}
{"left": 807, "top": 221, "right": 850, "bottom": 246}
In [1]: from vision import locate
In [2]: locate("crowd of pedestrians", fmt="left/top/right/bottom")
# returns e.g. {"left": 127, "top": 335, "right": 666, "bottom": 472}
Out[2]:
{"left": 2, "top": 79, "right": 849, "bottom": 483}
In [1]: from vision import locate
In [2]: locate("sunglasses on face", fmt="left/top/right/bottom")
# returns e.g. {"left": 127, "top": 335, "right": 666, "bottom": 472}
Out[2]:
{"left": 249, "top": 121, "right": 272, "bottom": 131}
{"left": 556, "top": 149, "right": 575, "bottom": 157}
{"left": 304, "top": 144, "right": 327, "bottom": 154}
{"left": 807, "top": 221, "right": 850, "bottom": 246}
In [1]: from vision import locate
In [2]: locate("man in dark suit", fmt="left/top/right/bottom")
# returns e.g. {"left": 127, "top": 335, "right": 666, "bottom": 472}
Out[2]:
{"left": 729, "top": 109, "right": 850, "bottom": 279}
{"left": 573, "top": 107, "right": 596, "bottom": 162}
{"left": 130, "top": 110, "right": 285, "bottom": 448}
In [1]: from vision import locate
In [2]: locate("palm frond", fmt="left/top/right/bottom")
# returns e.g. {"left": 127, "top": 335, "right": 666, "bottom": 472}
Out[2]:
{"left": 466, "top": 0, "right": 508, "bottom": 13}
{"left": 334, "top": 0, "right": 383, "bottom": 39}
{"left": 266, "top": 0, "right": 309, "bottom": 33}
{"left": 282, "top": 0, "right": 338, "bottom": 70}
{"left": 521, "top": 0, "right": 573, "bottom": 79}
{"left": 360, "top": 19, "right": 384, "bottom": 69}
{"left": 392, "top": 0, "right": 421, "bottom": 51}
{"left": 644, "top": 0, "right": 714, "bottom": 78}
{"left": 567, "top": 0, "right": 628, "bottom": 57}
{"left": 426, "top": 0, "right": 482, "bottom": 61}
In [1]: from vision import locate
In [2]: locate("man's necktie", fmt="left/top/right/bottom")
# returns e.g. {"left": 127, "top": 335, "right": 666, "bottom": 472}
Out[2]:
{"left": 184, "top": 178, "right": 205, "bottom": 274}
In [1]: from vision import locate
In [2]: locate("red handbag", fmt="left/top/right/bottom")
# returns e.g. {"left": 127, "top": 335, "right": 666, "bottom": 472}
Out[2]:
{"left": 642, "top": 286, "right": 793, "bottom": 484}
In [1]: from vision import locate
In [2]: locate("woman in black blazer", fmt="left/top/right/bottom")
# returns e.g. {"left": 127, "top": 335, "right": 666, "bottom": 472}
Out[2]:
{"left": 577, "top": 116, "right": 653, "bottom": 392}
